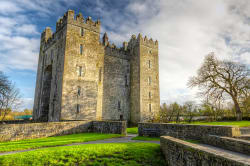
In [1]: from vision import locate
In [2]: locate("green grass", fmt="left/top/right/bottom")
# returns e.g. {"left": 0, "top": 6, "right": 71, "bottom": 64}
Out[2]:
{"left": 0, "top": 143, "right": 166, "bottom": 166}
{"left": 178, "top": 121, "right": 250, "bottom": 127}
{"left": 0, "top": 133, "right": 122, "bottom": 153}
{"left": 185, "top": 140, "right": 201, "bottom": 144}
{"left": 132, "top": 136, "right": 160, "bottom": 141}
{"left": 127, "top": 127, "right": 138, "bottom": 134}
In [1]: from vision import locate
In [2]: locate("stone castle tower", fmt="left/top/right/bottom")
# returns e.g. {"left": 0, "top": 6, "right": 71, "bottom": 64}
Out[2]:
{"left": 33, "top": 10, "right": 160, "bottom": 124}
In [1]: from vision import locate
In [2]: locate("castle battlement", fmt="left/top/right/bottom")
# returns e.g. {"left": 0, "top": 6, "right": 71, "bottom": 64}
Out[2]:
{"left": 56, "top": 10, "right": 100, "bottom": 33}
{"left": 127, "top": 34, "right": 158, "bottom": 49}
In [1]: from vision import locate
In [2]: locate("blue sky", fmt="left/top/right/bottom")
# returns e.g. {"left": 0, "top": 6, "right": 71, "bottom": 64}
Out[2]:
{"left": 0, "top": 0, "right": 250, "bottom": 110}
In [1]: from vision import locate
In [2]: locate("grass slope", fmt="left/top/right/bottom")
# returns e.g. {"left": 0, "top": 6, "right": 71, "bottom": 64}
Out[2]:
{"left": 127, "top": 127, "right": 138, "bottom": 134}
{"left": 181, "top": 121, "right": 250, "bottom": 127}
{"left": 0, "top": 143, "right": 166, "bottom": 166}
{"left": 132, "top": 136, "right": 160, "bottom": 141}
{"left": 0, "top": 133, "right": 121, "bottom": 153}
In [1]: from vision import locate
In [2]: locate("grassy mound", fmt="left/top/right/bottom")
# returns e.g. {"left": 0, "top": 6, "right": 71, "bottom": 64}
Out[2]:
{"left": 132, "top": 136, "right": 160, "bottom": 141}
{"left": 127, "top": 127, "right": 138, "bottom": 134}
{"left": 0, "top": 133, "right": 122, "bottom": 152}
{"left": 0, "top": 143, "right": 166, "bottom": 166}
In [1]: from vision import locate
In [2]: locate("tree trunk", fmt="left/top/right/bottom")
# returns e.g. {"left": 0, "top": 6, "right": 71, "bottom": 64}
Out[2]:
{"left": 234, "top": 102, "right": 242, "bottom": 121}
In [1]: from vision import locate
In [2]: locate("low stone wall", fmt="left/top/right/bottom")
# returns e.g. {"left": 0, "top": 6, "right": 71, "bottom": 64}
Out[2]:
{"left": 202, "top": 135, "right": 250, "bottom": 155}
{"left": 92, "top": 121, "right": 127, "bottom": 135}
{"left": 0, "top": 120, "right": 126, "bottom": 142}
{"left": 0, "top": 121, "right": 92, "bottom": 142}
{"left": 160, "top": 136, "right": 250, "bottom": 166}
{"left": 138, "top": 122, "right": 241, "bottom": 139}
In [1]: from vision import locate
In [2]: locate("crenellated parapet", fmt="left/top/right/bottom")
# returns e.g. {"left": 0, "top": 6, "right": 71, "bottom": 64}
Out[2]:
{"left": 56, "top": 10, "right": 100, "bottom": 33}
{"left": 137, "top": 33, "right": 158, "bottom": 49}
{"left": 127, "top": 34, "right": 158, "bottom": 49}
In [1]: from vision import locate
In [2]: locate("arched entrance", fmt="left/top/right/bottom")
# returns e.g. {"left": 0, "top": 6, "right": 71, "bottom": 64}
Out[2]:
{"left": 40, "top": 65, "right": 52, "bottom": 121}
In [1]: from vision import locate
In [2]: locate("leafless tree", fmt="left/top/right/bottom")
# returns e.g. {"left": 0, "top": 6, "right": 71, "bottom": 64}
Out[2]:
{"left": 188, "top": 53, "right": 250, "bottom": 121}
{"left": 0, "top": 71, "right": 21, "bottom": 121}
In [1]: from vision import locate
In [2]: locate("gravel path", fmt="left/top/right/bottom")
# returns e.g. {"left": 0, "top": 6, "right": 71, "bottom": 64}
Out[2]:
{"left": 0, "top": 134, "right": 159, "bottom": 156}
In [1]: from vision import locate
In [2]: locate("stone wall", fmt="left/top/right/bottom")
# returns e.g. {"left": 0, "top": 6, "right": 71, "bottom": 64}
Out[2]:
{"left": 160, "top": 136, "right": 250, "bottom": 166}
{"left": 202, "top": 135, "right": 250, "bottom": 155}
{"left": 0, "top": 120, "right": 126, "bottom": 142}
{"left": 0, "top": 121, "right": 92, "bottom": 142}
{"left": 102, "top": 47, "right": 130, "bottom": 121}
{"left": 138, "top": 123, "right": 241, "bottom": 139}
{"left": 92, "top": 121, "right": 127, "bottom": 135}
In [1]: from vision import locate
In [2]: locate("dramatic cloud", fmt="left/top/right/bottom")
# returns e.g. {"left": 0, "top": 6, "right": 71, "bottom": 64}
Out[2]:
{"left": 0, "top": 0, "right": 249, "bottom": 109}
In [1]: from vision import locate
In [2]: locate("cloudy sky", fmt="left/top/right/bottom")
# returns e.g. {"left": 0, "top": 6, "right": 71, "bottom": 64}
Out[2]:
{"left": 0, "top": 0, "right": 250, "bottom": 110}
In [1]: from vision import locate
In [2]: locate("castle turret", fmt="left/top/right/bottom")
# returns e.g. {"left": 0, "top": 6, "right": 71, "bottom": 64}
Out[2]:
{"left": 102, "top": 32, "right": 109, "bottom": 46}
{"left": 129, "top": 34, "right": 160, "bottom": 124}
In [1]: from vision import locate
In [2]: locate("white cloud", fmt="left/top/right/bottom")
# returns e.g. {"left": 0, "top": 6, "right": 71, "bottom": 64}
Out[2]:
{"left": 98, "top": 0, "right": 250, "bottom": 104}
{"left": 19, "top": 98, "right": 34, "bottom": 110}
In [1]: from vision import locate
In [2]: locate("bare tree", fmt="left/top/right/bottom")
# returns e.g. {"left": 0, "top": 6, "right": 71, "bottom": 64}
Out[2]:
{"left": 0, "top": 71, "right": 21, "bottom": 121}
{"left": 188, "top": 53, "right": 250, "bottom": 121}
{"left": 183, "top": 101, "right": 197, "bottom": 123}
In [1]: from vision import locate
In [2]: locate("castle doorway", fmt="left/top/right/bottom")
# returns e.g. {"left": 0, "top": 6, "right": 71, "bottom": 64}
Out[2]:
{"left": 40, "top": 65, "right": 52, "bottom": 121}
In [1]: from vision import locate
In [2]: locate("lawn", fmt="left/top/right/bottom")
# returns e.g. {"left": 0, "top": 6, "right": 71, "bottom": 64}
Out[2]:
{"left": 132, "top": 136, "right": 160, "bottom": 141}
{"left": 180, "top": 121, "right": 250, "bottom": 127}
{"left": 127, "top": 127, "right": 138, "bottom": 134}
{"left": 0, "top": 143, "right": 166, "bottom": 166}
{"left": 0, "top": 133, "right": 122, "bottom": 153}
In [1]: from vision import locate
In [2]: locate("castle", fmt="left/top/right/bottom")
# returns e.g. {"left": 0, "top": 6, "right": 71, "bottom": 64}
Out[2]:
{"left": 33, "top": 10, "right": 160, "bottom": 124}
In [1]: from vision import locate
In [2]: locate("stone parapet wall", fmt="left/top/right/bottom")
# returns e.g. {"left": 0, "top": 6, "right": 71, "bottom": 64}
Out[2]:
{"left": 202, "top": 135, "right": 250, "bottom": 155}
{"left": 92, "top": 121, "right": 127, "bottom": 135}
{"left": 138, "top": 122, "right": 241, "bottom": 139}
{"left": 0, "top": 120, "right": 126, "bottom": 142}
{"left": 160, "top": 136, "right": 250, "bottom": 166}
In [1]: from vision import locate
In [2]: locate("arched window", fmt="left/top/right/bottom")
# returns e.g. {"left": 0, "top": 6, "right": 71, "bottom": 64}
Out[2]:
{"left": 80, "top": 44, "right": 83, "bottom": 55}
{"left": 80, "top": 28, "right": 84, "bottom": 36}
{"left": 76, "top": 104, "right": 80, "bottom": 114}
{"left": 77, "top": 66, "right": 82, "bottom": 76}
{"left": 77, "top": 86, "right": 81, "bottom": 96}
{"left": 148, "top": 76, "right": 152, "bottom": 85}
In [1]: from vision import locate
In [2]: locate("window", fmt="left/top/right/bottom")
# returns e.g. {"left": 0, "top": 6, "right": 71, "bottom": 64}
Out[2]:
{"left": 148, "top": 76, "right": 151, "bottom": 85}
{"left": 118, "top": 101, "right": 121, "bottom": 110}
{"left": 80, "top": 28, "right": 84, "bottom": 36}
{"left": 77, "top": 86, "right": 81, "bottom": 96}
{"left": 149, "top": 91, "right": 151, "bottom": 99}
{"left": 125, "top": 75, "right": 128, "bottom": 86}
{"left": 78, "top": 66, "right": 82, "bottom": 76}
{"left": 149, "top": 103, "right": 151, "bottom": 112}
{"left": 99, "top": 68, "right": 102, "bottom": 82}
{"left": 148, "top": 60, "right": 151, "bottom": 68}
{"left": 80, "top": 44, "right": 83, "bottom": 55}
{"left": 76, "top": 104, "right": 80, "bottom": 114}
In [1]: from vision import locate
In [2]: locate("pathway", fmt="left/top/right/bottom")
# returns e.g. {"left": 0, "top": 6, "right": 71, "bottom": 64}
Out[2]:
{"left": 0, "top": 134, "right": 159, "bottom": 156}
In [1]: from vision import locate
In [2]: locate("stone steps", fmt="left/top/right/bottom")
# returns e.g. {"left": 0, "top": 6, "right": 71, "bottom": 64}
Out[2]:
{"left": 198, "top": 143, "right": 250, "bottom": 165}
{"left": 238, "top": 134, "right": 250, "bottom": 141}
{"left": 161, "top": 136, "right": 250, "bottom": 166}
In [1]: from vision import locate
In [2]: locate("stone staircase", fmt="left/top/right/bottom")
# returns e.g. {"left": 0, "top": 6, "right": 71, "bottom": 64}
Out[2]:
{"left": 161, "top": 127, "right": 250, "bottom": 166}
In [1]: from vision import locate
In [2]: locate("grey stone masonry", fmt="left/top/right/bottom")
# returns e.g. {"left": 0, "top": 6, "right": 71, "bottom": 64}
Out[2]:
{"left": 138, "top": 122, "right": 241, "bottom": 139}
{"left": 202, "top": 135, "right": 250, "bottom": 155}
{"left": 0, "top": 120, "right": 126, "bottom": 142}
{"left": 161, "top": 136, "right": 250, "bottom": 166}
